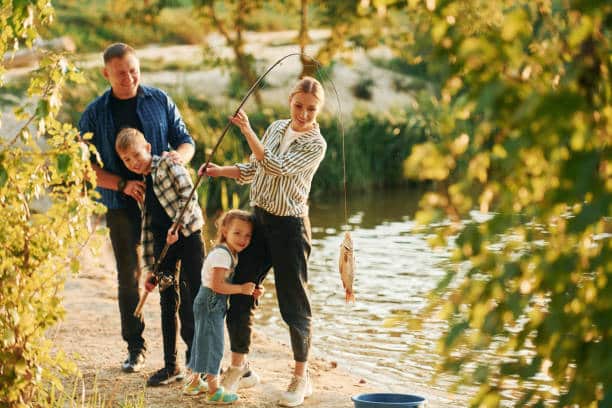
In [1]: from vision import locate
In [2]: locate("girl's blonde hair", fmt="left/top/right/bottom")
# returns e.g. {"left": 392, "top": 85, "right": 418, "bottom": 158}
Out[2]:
{"left": 289, "top": 76, "right": 325, "bottom": 106}
{"left": 115, "top": 127, "right": 146, "bottom": 153}
{"left": 215, "top": 209, "right": 253, "bottom": 244}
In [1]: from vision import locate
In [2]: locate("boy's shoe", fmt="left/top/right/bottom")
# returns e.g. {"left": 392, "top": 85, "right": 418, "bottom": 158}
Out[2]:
{"left": 205, "top": 386, "right": 238, "bottom": 405}
{"left": 121, "top": 351, "right": 145, "bottom": 373}
{"left": 278, "top": 372, "right": 313, "bottom": 407}
{"left": 146, "top": 366, "right": 184, "bottom": 387}
{"left": 220, "top": 362, "right": 260, "bottom": 394}
{"left": 182, "top": 373, "right": 208, "bottom": 395}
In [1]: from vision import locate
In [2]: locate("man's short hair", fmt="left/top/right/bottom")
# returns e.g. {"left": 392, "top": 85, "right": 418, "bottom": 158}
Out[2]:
{"left": 103, "top": 43, "right": 136, "bottom": 64}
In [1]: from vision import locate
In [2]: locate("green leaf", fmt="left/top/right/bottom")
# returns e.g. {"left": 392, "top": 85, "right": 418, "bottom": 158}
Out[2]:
{"left": 57, "top": 154, "right": 72, "bottom": 174}
{"left": 0, "top": 164, "right": 7, "bottom": 188}
{"left": 70, "top": 258, "right": 79, "bottom": 274}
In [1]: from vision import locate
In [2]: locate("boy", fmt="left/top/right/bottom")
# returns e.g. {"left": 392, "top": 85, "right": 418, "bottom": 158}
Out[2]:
{"left": 115, "top": 127, "right": 205, "bottom": 386}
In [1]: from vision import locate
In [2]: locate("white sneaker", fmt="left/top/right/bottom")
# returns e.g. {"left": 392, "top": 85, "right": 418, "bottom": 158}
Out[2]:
{"left": 221, "top": 362, "right": 260, "bottom": 394}
{"left": 278, "top": 373, "right": 313, "bottom": 407}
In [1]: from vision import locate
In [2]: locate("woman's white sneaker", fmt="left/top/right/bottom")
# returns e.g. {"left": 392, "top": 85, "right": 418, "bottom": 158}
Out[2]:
{"left": 278, "top": 373, "right": 313, "bottom": 407}
{"left": 220, "top": 362, "right": 260, "bottom": 393}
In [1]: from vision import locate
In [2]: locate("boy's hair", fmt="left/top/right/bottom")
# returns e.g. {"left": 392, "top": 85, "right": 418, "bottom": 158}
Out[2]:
{"left": 289, "top": 76, "right": 325, "bottom": 106}
{"left": 115, "top": 127, "right": 146, "bottom": 153}
{"left": 215, "top": 209, "right": 253, "bottom": 244}
{"left": 103, "top": 43, "right": 136, "bottom": 64}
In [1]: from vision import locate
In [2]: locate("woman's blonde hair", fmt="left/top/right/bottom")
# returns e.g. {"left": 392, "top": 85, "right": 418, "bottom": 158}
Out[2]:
{"left": 289, "top": 76, "right": 325, "bottom": 106}
{"left": 215, "top": 209, "right": 253, "bottom": 244}
{"left": 115, "top": 127, "right": 146, "bottom": 153}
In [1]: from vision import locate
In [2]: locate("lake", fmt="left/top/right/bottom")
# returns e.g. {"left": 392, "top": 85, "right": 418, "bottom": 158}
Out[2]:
{"left": 232, "top": 187, "right": 471, "bottom": 406}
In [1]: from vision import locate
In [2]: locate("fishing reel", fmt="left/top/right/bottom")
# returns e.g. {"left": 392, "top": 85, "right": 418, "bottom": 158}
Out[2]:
{"left": 157, "top": 269, "right": 177, "bottom": 292}
{"left": 146, "top": 269, "right": 176, "bottom": 292}
{"left": 157, "top": 273, "right": 175, "bottom": 292}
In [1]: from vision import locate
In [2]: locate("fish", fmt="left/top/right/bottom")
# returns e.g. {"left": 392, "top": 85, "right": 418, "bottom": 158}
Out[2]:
{"left": 339, "top": 231, "right": 355, "bottom": 303}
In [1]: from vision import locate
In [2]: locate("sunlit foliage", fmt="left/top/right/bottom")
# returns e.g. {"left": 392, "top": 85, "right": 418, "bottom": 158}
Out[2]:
{"left": 1, "top": 1, "right": 103, "bottom": 406}
{"left": 390, "top": 0, "right": 610, "bottom": 406}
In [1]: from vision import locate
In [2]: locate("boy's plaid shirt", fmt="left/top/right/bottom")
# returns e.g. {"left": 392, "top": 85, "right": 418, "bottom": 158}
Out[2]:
{"left": 143, "top": 155, "right": 204, "bottom": 269}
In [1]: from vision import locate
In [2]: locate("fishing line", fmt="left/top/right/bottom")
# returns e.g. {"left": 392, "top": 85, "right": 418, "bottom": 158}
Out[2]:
{"left": 135, "top": 52, "right": 348, "bottom": 316}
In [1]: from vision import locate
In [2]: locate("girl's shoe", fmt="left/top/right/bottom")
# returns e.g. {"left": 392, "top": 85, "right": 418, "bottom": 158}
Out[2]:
{"left": 205, "top": 386, "right": 239, "bottom": 405}
{"left": 182, "top": 374, "right": 208, "bottom": 395}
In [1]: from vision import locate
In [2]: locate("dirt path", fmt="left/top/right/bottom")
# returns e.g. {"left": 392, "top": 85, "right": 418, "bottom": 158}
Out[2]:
{"left": 53, "top": 231, "right": 378, "bottom": 407}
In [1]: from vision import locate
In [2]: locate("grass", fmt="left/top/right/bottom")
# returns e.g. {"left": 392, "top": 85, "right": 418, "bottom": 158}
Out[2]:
{"left": 139, "top": 58, "right": 205, "bottom": 73}
{"left": 36, "top": 374, "right": 146, "bottom": 408}
{"left": 42, "top": 1, "right": 210, "bottom": 53}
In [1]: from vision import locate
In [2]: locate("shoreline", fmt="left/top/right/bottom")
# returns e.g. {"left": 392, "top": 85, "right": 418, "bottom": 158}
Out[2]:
{"left": 53, "top": 231, "right": 459, "bottom": 406}
{"left": 53, "top": 236, "right": 381, "bottom": 407}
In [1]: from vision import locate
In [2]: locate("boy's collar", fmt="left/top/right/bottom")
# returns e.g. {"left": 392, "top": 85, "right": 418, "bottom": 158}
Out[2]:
{"left": 149, "top": 155, "right": 162, "bottom": 173}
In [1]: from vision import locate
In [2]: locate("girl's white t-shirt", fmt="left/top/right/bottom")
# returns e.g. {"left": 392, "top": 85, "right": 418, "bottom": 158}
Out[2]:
{"left": 279, "top": 125, "right": 307, "bottom": 154}
{"left": 201, "top": 245, "right": 236, "bottom": 288}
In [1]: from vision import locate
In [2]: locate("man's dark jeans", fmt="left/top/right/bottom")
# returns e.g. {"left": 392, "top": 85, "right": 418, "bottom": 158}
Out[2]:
{"left": 153, "top": 230, "right": 204, "bottom": 369}
{"left": 227, "top": 207, "right": 312, "bottom": 362}
{"left": 106, "top": 203, "right": 146, "bottom": 355}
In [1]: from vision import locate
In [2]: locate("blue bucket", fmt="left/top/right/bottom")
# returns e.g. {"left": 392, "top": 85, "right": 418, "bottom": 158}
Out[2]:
{"left": 352, "top": 393, "right": 427, "bottom": 408}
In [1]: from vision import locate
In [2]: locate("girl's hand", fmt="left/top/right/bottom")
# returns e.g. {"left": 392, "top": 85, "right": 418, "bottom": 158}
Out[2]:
{"left": 229, "top": 109, "right": 252, "bottom": 133}
{"left": 253, "top": 285, "right": 265, "bottom": 301}
{"left": 166, "top": 227, "right": 179, "bottom": 245}
{"left": 198, "top": 162, "right": 220, "bottom": 177}
{"left": 240, "top": 282, "right": 256, "bottom": 296}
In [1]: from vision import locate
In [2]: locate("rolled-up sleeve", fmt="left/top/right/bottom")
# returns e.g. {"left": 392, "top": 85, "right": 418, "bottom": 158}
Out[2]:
{"left": 165, "top": 94, "right": 193, "bottom": 149}
{"left": 236, "top": 156, "right": 258, "bottom": 185}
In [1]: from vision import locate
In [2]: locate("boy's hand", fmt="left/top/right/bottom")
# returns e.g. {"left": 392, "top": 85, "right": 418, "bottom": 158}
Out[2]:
{"left": 240, "top": 282, "right": 256, "bottom": 296}
{"left": 253, "top": 285, "right": 265, "bottom": 301}
{"left": 123, "top": 180, "right": 145, "bottom": 204}
{"left": 144, "top": 273, "right": 158, "bottom": 292}
{"left": 198, "top": 162, "right": 220, "bottom": 177}
{"left": 162, "top": 150, "right": 184, "bottom": 165}
{"left": 166, "top": 227, "right": 179, "bottom": 245}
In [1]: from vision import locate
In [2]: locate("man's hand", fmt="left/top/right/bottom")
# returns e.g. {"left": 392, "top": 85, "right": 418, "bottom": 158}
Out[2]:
{"left": 123, "top": 180, "right": 146, "bottom": 204}
{"left": 162, "top": 150, "right": 184, "bottom": 165}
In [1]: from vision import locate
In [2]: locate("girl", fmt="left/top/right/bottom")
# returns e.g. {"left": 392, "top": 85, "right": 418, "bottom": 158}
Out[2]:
{"left": 199, "top": 76, "right": 326, "bottom": 407}
{"left": 184, "top": 209, "right": 258, "bottom": 404}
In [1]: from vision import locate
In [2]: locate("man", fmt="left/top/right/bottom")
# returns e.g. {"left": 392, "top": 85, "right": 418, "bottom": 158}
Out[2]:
{"left": 78, "top": 43, "right": 197, "bottom": 382}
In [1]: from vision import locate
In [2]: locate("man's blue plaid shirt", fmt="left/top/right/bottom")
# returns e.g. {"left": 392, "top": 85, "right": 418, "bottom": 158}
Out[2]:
{"left": 78, "top": 85, "right": 194, "bottom": 209}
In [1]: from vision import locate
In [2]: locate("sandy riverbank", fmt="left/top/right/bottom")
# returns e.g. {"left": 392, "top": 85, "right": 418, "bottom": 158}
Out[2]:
{"left": 52, "top": 232, "right": 382, "bottom": 407}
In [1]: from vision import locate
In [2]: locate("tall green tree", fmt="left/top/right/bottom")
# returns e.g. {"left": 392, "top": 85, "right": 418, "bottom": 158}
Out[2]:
{"left": 0, "top": 1, "right": 102, "bottom": 406}
{"left": 387, "top": 1, "right": 611, "bottom": 406}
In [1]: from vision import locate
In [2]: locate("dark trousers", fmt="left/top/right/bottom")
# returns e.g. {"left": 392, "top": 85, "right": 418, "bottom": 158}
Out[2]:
{"left": 227, "top": 207, "right": 312, "bottom": 362}
{"left": 153, "top": 229, "right": 205, "bottom": 369}
{"left": 106, "top": 203, "right": 146, "bottom": 354}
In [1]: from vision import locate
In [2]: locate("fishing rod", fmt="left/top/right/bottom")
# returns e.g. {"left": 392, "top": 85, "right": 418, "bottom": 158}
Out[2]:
{"left": 134, "top": 52, "right": 344, "bottom": 317}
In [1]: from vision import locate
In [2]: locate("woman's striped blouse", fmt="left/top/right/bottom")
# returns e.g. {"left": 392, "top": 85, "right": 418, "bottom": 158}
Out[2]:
{"left": 235, "top": 119, "right": 326, "bottom": 217}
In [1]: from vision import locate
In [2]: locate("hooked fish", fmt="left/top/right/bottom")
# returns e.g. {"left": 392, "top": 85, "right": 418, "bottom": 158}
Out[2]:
{"left": 339, "top": 231, "right": 355, "bottom": 303}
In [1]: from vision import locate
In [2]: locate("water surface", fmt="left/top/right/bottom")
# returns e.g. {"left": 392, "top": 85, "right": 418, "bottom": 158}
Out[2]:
{"left": 240, "top": 188, "right": 469, "bottom": 406}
